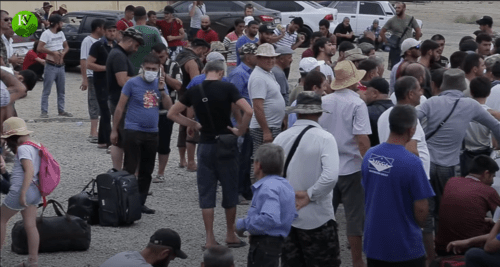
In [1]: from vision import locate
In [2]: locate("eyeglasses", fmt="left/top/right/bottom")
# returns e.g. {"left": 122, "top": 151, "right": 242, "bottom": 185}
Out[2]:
{"left": 3, "top": 18, "right": 12, "bottom": 22}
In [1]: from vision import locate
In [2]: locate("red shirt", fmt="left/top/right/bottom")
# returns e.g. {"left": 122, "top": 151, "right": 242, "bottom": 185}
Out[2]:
{"left": 116, "top": 18, "right": 133, "bottom": 31}
{"left": 301, "top": 48, "right": 314, "bottom": 59}
{"left": 22, "top": 50, "right": 46, "bottom": 70}
{"left": 196, "top": 29, "right": 219, "bottom": 43}
{"left": 435, "top": 177, "right": 500, "bottom": 253}
{"left": 156, "top": 20, "right": 183, "bottom": 47}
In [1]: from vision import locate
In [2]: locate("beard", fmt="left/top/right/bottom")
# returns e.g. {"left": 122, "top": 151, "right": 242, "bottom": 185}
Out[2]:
{"left": 201, "top": 25, "right": 209, "bottom": 31}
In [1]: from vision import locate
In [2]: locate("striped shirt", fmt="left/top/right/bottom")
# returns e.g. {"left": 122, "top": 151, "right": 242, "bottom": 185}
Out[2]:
{"left": 224, "top": 31, "right": 242, "bottom": 63}
{"left": 273, "top": 25, "right": 297, "bottom": 49}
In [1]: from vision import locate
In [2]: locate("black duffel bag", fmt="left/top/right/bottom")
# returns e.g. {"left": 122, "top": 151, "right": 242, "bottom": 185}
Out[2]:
{"left": 11, "top": 199, "right": 91, "bottom": 254}
{"left": 68, "top": 179, "right": 100, "bottom": 225}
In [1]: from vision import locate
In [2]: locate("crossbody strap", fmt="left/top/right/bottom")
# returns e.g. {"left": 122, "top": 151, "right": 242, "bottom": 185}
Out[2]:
{"left": 400, "top": 16, "right": 414, "bottom": 40}
{"left": 425, "top": 98, "right": 460, "bottom": 141}
{"left": 283, "top": 125, "right": 315, "bottom": 178}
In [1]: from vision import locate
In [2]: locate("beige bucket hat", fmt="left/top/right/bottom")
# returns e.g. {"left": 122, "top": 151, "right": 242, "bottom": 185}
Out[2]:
{"left": 255, "top": 43, "right": 280, "bottom": 57}
{"left": 330, "top": 60, "right": 366, "bottom": 90}
{"left": 1, "top": 117, "right": 33, "bottom": 138}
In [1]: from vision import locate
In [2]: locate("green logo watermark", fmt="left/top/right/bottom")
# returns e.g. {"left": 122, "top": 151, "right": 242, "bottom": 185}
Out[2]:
{"left": 12, "top": 11, "right": 38, "bottom": 37}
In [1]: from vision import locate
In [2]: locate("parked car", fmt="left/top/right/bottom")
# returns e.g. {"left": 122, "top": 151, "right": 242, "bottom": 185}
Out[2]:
{"left": 11, "top": 34, "right": 37, "bottom": 57}
{"left": 156, "top": 1, "right": 281, "bottom": 42}
{"left": 327, "top": 1, "right": 423, "bottom": 37}
{"left": 248, "top": 1, "right": 338, "bottom": 47}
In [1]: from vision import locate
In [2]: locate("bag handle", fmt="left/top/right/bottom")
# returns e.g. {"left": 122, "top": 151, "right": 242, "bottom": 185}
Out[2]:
{"left": 283, "top": 125, "right": 315, "bottom": 178}
{"left": 425, "top": 98, "right": 460, "bottom": 141}
{"left": 82, "top": 179, "right": 97, "bottom": 195}
{"left": 40, "top": 199, "right": 71, "bottom": 221}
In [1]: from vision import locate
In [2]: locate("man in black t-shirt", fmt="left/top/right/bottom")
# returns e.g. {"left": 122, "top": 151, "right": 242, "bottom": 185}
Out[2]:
{"left": 106, "top": 27, "right": 144, "bottom": 170}
{"left": 334, "top": 17, "right": 355, "bottom": 46}
{"left": 431, "top": 34, "right": 450, "bottom": 68}
{"left": 167, "top": 60, "right": 253, "bottom": 250}
{"left": 87, "top": 21, "right": 118, "bottom": 149}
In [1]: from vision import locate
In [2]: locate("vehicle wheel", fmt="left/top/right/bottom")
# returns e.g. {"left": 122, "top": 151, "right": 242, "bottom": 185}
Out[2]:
{"left": 298, "top": 26, "right": 313, "bottom": 48}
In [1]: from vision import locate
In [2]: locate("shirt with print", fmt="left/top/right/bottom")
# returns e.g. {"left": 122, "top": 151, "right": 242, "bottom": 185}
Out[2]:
{"left": 188, "top": 3, "right": 206, "bottom": 29}
{"left": 22, "top": 50, "right": 47, "bottom": 70}
{"left": 366, "top": 25, "right": 381, "bottom": 38}
{"left": 130, "top": 25, "right": 163, "bottom": 75}
{"left": 80, "top": 35, "right": 100, "bottom": 77}
{"left": 273, "top": 25, "right": 297, "bottom": 49}
{"left": 99, "top": 251, "right": 151, "bottom": 267}
{"left": 196, "top": 29, "right": 219, "bottom": 44}
{"left": 382, "top": 14, "right": 419, "bottom": 41}
{"left": 106, "top": 45, "right": 135, "bottom": 105}
{"left": 39, "top": 30, "right": 66, "bottom": 52}
{"left": 180, "top": 80, "right": 242, "bottom": 143}
{"left": 224, "top": 31, "right": 242, "bottom": 63}
{"left": 116, "top": 18, "right": 133, "bottom": 31}
{"left": 235, "top": 35, "right": 259, "bottom": 65}
{"left": 271, "top": 66, "right": 290, "bottom": 105}
{"left": 249, "top": 66, "right": 286, "bottom": 129}
{"left": 89, "top": 37, "right": 116, "bottom": 82}
{"left": 362, "top": 143, "right": 435, "bottom": 262}
{"left": 122, "top": 76, "right": 161, "bottom": 133}
{"left": 156, "top": 19, "right": 183, "bottom": 47}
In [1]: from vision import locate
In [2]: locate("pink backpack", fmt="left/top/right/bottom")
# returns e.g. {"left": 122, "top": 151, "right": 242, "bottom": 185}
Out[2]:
{"left": 21, "top": 141, "right": 60, "bottom": 206}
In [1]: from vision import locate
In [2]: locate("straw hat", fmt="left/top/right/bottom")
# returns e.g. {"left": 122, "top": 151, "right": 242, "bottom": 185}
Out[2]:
{"left": 330, "top": 60, "right": 366, "bottom": 90}
{"left": 1, "top": 117, "right": 33, "bottom": 138}
{"left": 255, "top": 43, "right": 280, "bottom": 57}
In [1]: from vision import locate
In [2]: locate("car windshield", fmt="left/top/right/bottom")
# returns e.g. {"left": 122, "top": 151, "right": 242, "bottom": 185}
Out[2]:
{"left": 305, "top": 1, "right": 324, "bottom": 9}
{"left": 245, "top": 1, "right": 268, "bottom": 10}
{"left": 389, "top": 3, "right": 397, "bottom": 14}
{"left": 62, "top": 15, "right": 83, "bottom": 33}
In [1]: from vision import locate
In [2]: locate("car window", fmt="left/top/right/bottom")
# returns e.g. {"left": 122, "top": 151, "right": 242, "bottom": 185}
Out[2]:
{"left": 359, "top": 2, "right": 384, "bottom": 16}
{"left": 174, "top": 1, "right": 191, "bottom": 13}
{"left": 62, "top": 15, "right": 83, "bottom": 34}
{"left": 81, "top": 16, "right": 102, "bottom": 34}
{"left": 305, "top": 1, "right": 324, "bottom": 9}
{"left": 258, "top": 1, "right": 304, "bottom": 12}
{"left": 205, "top": 1, "right": 243, "bottom": 12}
{"left": 334, "top": 1, "right": 357, "bottom": 14}
{"left": 388, "top": 3, "right": 396, "bottom": 15}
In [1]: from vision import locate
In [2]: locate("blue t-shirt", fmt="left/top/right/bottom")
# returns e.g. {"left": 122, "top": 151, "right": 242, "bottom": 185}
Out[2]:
{"left": 362, "top": 142, "right": 435, "bottom": 262}
{"left": 122, "top": 76, "right": 162, "bottom": 132}
{"left": 186, "top": 74, "right": 228, "bottom": 89}
{"left": 235, "top": 35, "right": 259, "bottom": 66}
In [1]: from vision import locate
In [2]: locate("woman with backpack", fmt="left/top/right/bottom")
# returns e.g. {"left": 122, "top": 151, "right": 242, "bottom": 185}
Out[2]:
{"left": 0, "top": 117, "right": 41, "bottom": 267}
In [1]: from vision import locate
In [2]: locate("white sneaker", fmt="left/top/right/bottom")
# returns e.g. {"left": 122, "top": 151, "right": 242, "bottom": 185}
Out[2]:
{"left": 152, "top": 174, "right": 166, "bottom": 183}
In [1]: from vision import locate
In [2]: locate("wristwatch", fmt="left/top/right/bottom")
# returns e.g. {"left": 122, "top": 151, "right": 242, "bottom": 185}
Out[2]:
{"left": 159, "top": 88, "right": 165, "bottom": 92}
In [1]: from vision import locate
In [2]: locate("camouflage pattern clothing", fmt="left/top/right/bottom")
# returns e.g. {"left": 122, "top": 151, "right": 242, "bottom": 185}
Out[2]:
{"left": 281, "top": 220, "right": 341, "bottom": 267}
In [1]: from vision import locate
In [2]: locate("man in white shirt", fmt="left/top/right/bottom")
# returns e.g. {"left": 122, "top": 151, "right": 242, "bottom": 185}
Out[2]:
{"left": 188, "top": 1, "right": 206, "bottom": 41}
{"left": 274, "top": 91, "right": 341, "bottom": 267}
{"left": 318, "top": 60, "right": 370, "bottom": 267}
{"left": 37, "top": 14, "right": 72, "bottom": 118}
{"left": 80, "top": 19, "right": 105, "bottom": 143}
{"left": 313, "top": 37, "right": 335, "bottom": 93}
{"left": 487, "top": 61, "right": 500, "bottom": 111}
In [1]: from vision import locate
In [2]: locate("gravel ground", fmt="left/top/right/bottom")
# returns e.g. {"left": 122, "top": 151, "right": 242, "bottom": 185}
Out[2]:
{"left": 2, "top": 1, "right": 495, "bottom": 266}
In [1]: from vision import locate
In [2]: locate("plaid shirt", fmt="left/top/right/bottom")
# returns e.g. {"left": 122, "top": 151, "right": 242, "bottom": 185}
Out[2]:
{"left": 366, "top": 25, "right": 381, "bottom": 38}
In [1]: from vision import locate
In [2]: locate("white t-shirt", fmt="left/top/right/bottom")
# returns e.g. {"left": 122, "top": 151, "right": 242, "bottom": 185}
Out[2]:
{"left": 39, "top": 30, "right": 66, "bottom": 52}
{"left": 1, "top": 34, "right": 13, "bottom": 58}
{"left": 377, "top": 106, "right": 430, "bottom": 179}
{"left": 188, "top": 3, "right": 206, "bottom": 29}
{"left": 486, "top": 84, "right": 500, "bottom": 112}
{"left": 11, "top": 145, "right": 41, "bottom": 191}
{"left": 99, "top": 251, "right": 151, "bottom": 267}
{"left": 318, "top": 61, "right": 334, "bottom": 84}
{"left": 80, "top": 35, "right": 100, "bottom": 77}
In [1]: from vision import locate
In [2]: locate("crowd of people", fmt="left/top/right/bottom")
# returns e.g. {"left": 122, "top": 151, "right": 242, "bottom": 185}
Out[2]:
{"left": 2, "top": 1, "right": 500, "bottom": 267}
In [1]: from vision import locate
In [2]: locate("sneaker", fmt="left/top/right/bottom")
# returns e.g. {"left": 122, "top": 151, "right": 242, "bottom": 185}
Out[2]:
{"left": 152, "top": 174, "right": 166, "bottom": 183}
{"left": 40, "top": 112, "right": 48, "bottom": 118}
{"left": 141, "top": 205, "right": 156, "bottom": 214}
{"left": 58, "top": 111, "right": 73, "bottom": 117}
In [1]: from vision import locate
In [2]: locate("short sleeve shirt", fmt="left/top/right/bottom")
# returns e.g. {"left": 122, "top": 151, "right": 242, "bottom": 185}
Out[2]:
{"left": 382, "top": 14, "right": 420, "bottom": 41}
{"left": 89, "top": 38, "right": 116, "bottom": 81}
{"left": 156, "top": 20, "right": 183, "bottom": 47}
{"left": 99, "top": 251, "right": 151, "bottom": 267}
{"left": 235, "top": 35, "right": 258, "bottom": 65}
{"left": 130, "top": 25, "right": 163, "bottom": 75}
{"left": 188, "top": 3, "right": 206, "bottom": 29}
{"left": 271, "top": 66, "right": 290, "bottom": 105}
{"left": 106, "top": 45, "right": 135, "bottom": 105}
{"left": 80, "top": 35, "right": 100, "bottom": 77}
{"left": 116, "top": 18, "right": 133, "bottom": 31}
{"left": 1, "top": 85, "right": 10, "bottom": 107}
{"left": 196, "top": 29, "right": 219, "bottom": 44}
{"left": 10, "top": 144, "right": 42, "bottom": 191}
{"left": 121, "top": 76, "right": 161, "bottom": 132}
{"left": 39, "top": 30, "right": 66, "bottom": 52}
{"left": 273, "top": 26, "right": 297, "bottom": 49}
{"left": 249, "top": 66, "right": 286, "bottom": 129}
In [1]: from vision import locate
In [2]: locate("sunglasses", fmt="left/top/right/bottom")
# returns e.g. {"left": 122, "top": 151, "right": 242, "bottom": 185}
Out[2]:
{"left": 3, "top": 18, "right": 13, "bottom": 22}
{"left": 411, "top": 44, "right": 421, "bottom": 49}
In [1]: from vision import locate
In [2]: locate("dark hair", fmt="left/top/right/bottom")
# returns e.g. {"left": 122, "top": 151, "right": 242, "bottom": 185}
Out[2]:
{"left": 19, "top": 70, "right": 38, "bottom": 91}
{"left": 313, "top": 37, "right": 330, "bottom": 58}
{"left": 357, "top": 59, "right": 378, "bottom": 73}
{"left": 338, "top": 41, "right": 355, "bottom": 53}
{"left": 244, "top": 3, "right": 254, "bottom": 10}
{"left": 493, "top": 61, "right": 500, "bottom": 78}
{"left": 147, "top": 10, "right": 156, "bottom": 17}
{"left": 450, "top": 51, "right": 467, "bottom": 68}
{"left": 462, "top": 53, "right": 482, "bottom": 74}
{"left": 5, "top": 135, "right": 21, "bottom": 155}
{"left": 32, "top": 40, "right": 39, "bottom": 53}
{"left": 319, "top": 19, "right": 330, "bottom": 29}
{"left": 420, "top": 40, "right": 439, "bottom": 56}
{"left": 125, "top": 5, "right": 135, "bottom": 12}
{"left": 91, "top": 19, "right": 105, "bottom": 32}
{"left": 203, "top": 245, "right": 234, "bottom": 267}
{"left": 394, "top": 76, "right": 419, "bottom": 102}
{"left": 470, "top": 76, "right": 491, "bottom": 98}
{"left": 134, "top": 6, "right": 147, "bottom": 21}
{"left": 142, "top": 53, "right": 161, "bottom": 66}
{"left": 151, "top": 43, "right": 168, "bottom": 53}
{"left": 163, "top": 6, "right": 174, "bottom": 14}
{"left": 389, "top": 105, "right": 417, "bottom": 135}
{"left": 476, "top": 33, "right": 493, "bottom": 44}
{"left": 431, "top": 68, "right": 446, "bottom": 89}
{"left": 460, "top": 40, "right": 478, "bottom": 52}
{"left": 459, "top": 36, "right": 475, "bottom": 47}
{"left": 311, "top": 31, "right": 323, "bottom": 41}
{"left": 468, "top": 155, "right": 499, "bottom": 175}
{"left": 304, "top": 71, "right": 325, "bottom": 92}
{"left": 234, "top": 18, "right": 245, "bottom": 27}
{"left": 247, "top": 20, "right": 259, "bottom": 27}
{"left": 291, "top": 17, "right": 304, "bottom": 28}
{"left": 431, "top": 34, "right": 445, "bottom": 42}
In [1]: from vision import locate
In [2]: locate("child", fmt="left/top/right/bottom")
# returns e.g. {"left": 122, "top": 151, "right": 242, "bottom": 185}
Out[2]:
{"left": 0, "top": 117, "right": 41, "bottom": 267}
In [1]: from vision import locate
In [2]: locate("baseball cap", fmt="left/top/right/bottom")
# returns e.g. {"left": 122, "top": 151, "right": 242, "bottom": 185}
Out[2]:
{"left": 259, "top": 24, "right": 275, "bottom": 33}
{"left": 206, "top": 52, "right": 225, "bottom": 62}
{"left": 361, "top": 77, "right": 389, "bottom": 94}
{"left": 191, "top": 38, "right": 211, "bottom": 49}
{"left": 43, "top": 2, "right": 53, "bottom": 8}
{"left": 244, "top": 16, "right": 254, "bottom": 26}
{"left": 275, "top": 46, "right": 294, "bottom": 55}
{"left": 104, "top": 21, "right": 117, "bottom": 30}
{"left": 299, "top": 57, "right": 320, "bottom": 74}
{"left": 476, "top": 16, "right": 493, "bottom": 25}
{"left": 121, "top": 27, "right": 145, "bottom": 46}
{"left": 239, "top": 43, "right": 258, "bottom": 55}
{"left": 400, "top": 38, "right": 421, "bottom": 56}
{"left": 149, "top": 229, "right": 187, "bottom": 259}
{"left": 164, "top": 6, "right": 174, "bottom": 14}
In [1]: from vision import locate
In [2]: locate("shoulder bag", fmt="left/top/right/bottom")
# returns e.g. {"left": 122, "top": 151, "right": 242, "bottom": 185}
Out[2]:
{"left": 388, "top": 16, "right": 414, "bottom": 49}
{"left": 283, "top": 125, "right": 315, "bottom": 178}
{"left": 425, "top": 98, "right": 460, "bottom": 141}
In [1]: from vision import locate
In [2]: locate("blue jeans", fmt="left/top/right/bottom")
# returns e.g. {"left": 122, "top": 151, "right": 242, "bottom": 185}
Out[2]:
{"left": 465, "top": 248, "right": 500, "bottom": 267}
{"left": 41, "top": 63, "right": 66, "bottom": 113}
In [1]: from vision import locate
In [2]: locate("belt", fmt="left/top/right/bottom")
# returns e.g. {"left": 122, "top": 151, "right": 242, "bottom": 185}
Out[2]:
{"left": 46, "top": 61, "right": 65, "bottom": 67}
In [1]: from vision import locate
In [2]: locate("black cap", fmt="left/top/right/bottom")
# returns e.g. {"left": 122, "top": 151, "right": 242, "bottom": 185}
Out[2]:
{"left": 259, "top": 24, "right": 275, "bottom": 33}
{"left": 476, "top": 16, "right": 493, "bottom": 26}
{"left": 134, "top": 6, "right": 147, "bottom": 17}
{"left": 48, "top": 14, "right": 62, "bottom": 24}
{"left": 164, "top": 6, "right": 174, "bottom": 14}
{"left": 104, "top": 21, "right": 117, "bottom": 30}
{"left": 150, "top": 229, "right": 187, "bottom": 259}
{"left": 362, "top": 77, "right": 389, "bottom": 94}
{"left": 191, "top": 38, "right": 211, "bottom": 49}
{"left": 291, "top": 17, "right": 304, "bottom": 28}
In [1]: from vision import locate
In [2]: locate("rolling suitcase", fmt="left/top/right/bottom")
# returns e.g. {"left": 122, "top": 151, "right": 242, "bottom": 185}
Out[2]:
{"left": 96, "top": 169, "right": 142, "bottom": 226}
{"left": 67, "top": 179, "right": 100, "bottom": 225}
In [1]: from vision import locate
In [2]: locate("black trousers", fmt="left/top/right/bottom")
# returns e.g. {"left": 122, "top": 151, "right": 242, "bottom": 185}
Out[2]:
{"left": 367, "top": 256, "right": 426, "bottom": 267}
{"left": 238, "top": 132, "right": 253, "bottom": 199}
{"left": 94, "top": 78, "right": 111, "bottom": 146}
{"left": 123, "top": 129, "right": 159, "bottom": 205}
{"left": 248, "top": 235, "right": 284, "bottom": 267}
{"left": 27, "top": 62, "right": 44, "bottom": 78}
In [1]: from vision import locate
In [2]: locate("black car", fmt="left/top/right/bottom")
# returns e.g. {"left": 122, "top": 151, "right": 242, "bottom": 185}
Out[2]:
{"left": 60, "top": 11, "right": 125, "bottom": 67}
{"left": 156, "top": 1, "right": 282, "bottom": 42}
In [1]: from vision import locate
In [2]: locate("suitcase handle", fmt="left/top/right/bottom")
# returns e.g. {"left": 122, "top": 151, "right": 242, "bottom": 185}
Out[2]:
{"left": 40, "top": 199, "right": 71, "bottom": 222}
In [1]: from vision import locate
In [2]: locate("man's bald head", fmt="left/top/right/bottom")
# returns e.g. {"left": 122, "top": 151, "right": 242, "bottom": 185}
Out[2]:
{"left": 402, "top": 63, "right": 426, "bottom": 84}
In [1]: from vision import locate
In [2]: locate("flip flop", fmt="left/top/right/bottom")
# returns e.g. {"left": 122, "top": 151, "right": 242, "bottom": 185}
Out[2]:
{"left": 226, "top": 239, "right": 247, "bottom": 248}
{"left": 178, "top": 163, "right": 186, "bottom": 168}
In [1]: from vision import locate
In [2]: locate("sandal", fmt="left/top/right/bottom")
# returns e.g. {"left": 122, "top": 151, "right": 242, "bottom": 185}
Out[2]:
{"left": 88, "top": 136, "right": 98, "bottom": 144}
{"left": 16, "top": 261, "right": 38, "bottom": 267}
{"left": 226, "top": 239, "right": 247, "bottom": 248}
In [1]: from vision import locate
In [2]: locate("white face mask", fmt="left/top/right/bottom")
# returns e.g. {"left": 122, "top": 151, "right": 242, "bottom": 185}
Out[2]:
{"left": 142, "top": 70, "right": 158, "bottom": 83}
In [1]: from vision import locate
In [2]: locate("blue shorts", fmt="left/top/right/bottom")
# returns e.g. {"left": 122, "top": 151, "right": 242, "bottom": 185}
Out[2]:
{"left": 3, "top": 183, "right": 42, "bottom": 211}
